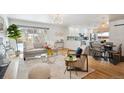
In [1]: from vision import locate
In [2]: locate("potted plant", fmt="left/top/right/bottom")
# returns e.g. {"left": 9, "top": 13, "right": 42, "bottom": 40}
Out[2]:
{"left": 7, "top": 24, "right": 21, "bottom": 56}
{"left": 68, "top": 54, "right": 73, "bottom": 60}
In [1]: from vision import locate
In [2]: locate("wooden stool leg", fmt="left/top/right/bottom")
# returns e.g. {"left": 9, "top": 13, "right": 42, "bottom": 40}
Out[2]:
{"left": 119, "top": 54, "right": 121, "bottom": 62}
{"left": 86, "top": 55, "right": 88, "bottom": 72}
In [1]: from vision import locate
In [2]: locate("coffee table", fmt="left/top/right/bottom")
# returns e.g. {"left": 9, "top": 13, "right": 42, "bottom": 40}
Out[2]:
{"left": 64, "top": 56, "right": 77, "bottom": 79}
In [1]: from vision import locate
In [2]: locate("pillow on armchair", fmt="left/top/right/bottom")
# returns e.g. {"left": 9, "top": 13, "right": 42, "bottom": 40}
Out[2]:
{"left": 76, "top": 47, "right": 82, "bottom": 58}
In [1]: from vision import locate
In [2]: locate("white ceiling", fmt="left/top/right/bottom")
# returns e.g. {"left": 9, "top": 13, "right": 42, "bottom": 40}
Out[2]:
{"left": 6, "top": 14, "right": 124, "bottom": 27}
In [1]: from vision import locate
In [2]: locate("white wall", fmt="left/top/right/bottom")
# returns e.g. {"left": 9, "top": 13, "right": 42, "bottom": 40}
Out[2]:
{"left": 8, "top": 19, "right": 68, "bottom": 48}
{"left": 64, "top": 26, "right": 90, "bottom": 50}
{"left": 110, "top": 19, "right": 124, "bottom": 56}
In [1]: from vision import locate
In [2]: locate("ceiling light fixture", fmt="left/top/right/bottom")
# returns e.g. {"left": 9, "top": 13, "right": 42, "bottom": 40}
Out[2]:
{"left": 97, "top": 16, "right": 109, "bottom": 32}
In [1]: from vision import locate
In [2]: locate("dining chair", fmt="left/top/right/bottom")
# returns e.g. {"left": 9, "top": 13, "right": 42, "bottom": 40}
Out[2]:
{"left": 91, "top": 43, "right": 105, "bottom": 59}
{"left": 109, "top": 44, "right": 122, "bottom": 64}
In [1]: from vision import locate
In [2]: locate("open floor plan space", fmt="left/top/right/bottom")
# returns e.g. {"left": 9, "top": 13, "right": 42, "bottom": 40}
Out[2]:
{"left": 0, "top": 14, "right": 124, "bottom": 79}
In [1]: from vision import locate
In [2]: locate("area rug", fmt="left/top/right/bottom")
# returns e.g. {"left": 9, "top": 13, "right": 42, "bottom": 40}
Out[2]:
{"left": 26, "top": 55, "right": 95, "bottom": 79}
{"left": 0, "top": 64, "right": 9, "bottom": 79}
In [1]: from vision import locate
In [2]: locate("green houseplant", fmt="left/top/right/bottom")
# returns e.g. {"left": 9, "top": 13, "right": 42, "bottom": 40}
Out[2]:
{"left": 7, "top": 24, "right": 21, "bottom": 56}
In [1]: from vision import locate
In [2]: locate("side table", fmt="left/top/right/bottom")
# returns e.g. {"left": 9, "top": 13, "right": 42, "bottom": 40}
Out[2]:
{"left": 65, "top": 56, "right": 77, "bottom": 79}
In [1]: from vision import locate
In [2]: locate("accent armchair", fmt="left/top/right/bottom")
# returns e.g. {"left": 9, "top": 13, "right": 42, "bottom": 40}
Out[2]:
{"left": 66, "top": 46, "right": 89, "bottom": 71}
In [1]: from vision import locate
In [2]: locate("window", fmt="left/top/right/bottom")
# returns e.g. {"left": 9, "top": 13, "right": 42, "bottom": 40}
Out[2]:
{"left": 97, "top": 32, "right": 109, "bottom": 37}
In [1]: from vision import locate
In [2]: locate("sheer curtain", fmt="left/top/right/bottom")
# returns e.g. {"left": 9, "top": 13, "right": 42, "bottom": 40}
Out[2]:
{"left": 20, "top": 27, "right": 48, "bottom": 50}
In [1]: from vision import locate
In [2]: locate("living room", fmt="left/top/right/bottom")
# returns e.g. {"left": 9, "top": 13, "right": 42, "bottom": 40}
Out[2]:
{"left": 0, "top": 14, "right": 124, "bottom": 79}
{"left": 1, "top": 0, "right": 124, "bottom": 93}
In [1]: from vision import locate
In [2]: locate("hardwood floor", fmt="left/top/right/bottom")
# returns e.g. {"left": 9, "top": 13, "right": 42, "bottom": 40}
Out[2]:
{"left": 84, "top": 56, "right": 124, "bottom": 79}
